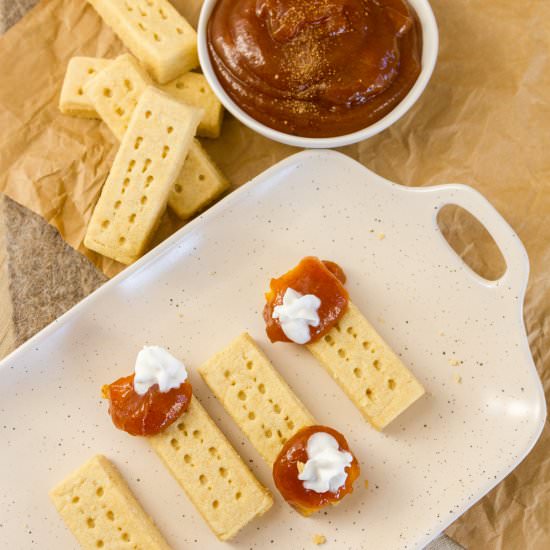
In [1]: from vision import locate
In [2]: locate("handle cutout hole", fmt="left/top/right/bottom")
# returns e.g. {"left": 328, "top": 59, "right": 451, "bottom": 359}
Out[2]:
{"left": 437, "top": 205, "right": 506, "bottom": 281}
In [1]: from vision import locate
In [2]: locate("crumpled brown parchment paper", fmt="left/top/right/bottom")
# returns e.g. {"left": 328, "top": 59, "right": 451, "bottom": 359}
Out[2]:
{"left": 0, "top": 0, "right": 548, "bottom": 548}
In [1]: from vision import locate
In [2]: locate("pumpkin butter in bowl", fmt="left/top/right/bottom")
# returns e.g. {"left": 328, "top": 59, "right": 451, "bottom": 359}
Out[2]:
{"left": 198, "top": 0, "right": 438, "bottom": 147}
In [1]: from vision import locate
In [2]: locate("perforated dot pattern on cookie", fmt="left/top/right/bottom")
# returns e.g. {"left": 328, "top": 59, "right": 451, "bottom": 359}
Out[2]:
{"left": 87, "top": 0, "right": 198, "bottom": 83}
{"left": 49, "top": 455, "right": 170, "bottom": 549}
{"left": 168, "top": 139, "right": 229, "bottom": 221}
{"left": 148, "top": 397, "right": 273, "bottom": 541}
{"left": 160, "top": 72, "right": 223, "bottom": 138}
{"left": 59, "top": 57, "right": 112, "bottom": 118}
{"left": 84, "top": 54, "right": 152, "bottom": 141}
{"left": 83, "top": 54, "right": 228, "bottom": 224}
{"left": 307, "top": 302, "right": 425, "bottom": 430}
{"left": 84, "top": 86, "right": 201, "bottom": 264}
{"left": 199, "top": 333, "right": 315, "bottom": 465}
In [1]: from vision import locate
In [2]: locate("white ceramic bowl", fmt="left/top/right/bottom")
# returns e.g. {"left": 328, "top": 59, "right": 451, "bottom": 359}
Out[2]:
{"left": 198, "top": 0, "right": 439, "bottom": 148}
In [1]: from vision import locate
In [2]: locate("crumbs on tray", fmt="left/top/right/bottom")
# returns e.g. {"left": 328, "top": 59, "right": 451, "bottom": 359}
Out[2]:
{"left": 313, "top": 534, "right": 327, "bottom": 545}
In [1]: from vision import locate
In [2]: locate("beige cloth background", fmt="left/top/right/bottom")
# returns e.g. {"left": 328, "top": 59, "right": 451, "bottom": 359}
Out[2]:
{"left": 0, "top": 0, "right": 548, "bottom": 548}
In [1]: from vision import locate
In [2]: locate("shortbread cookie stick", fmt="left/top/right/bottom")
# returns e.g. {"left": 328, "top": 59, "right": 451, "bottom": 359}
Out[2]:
{"left": 200, "top": 333, "right": 315, "bottom": 465}
{"left": 84, "top": 86, "right": 201, "bottom": 264}
{"left": 171, "top": 139, "right": 229, "bottom": 219}
{"left": 161, "top": 72, "right": 224, "bottom": 138}
{"left": 59, "top": 57, "right": 111, "bottom": 118}
{"left": 50, "top": 455, "right": 171, "bottom": 550}
{"left": 149, "top": 397, "right": 273, "bottom": 541}
{"left": 66, "top": 54, "right": 223, "bottom": 139}
{"left": 79, "top": 54, "right": 222, "bottom": 138}
{"left": 85, "top": 54, "right": 229, "bottom": 220}
{"left": 307, "top": 302, "right": 425, "bottom": 430}
{"left": 85, "top": 54, "right": 155, "bottom": 140}
{"left": 86, "top": 0, "right": 198, "bottom": 83}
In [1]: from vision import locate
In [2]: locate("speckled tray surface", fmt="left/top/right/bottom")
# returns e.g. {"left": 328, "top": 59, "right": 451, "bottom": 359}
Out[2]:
{"left": 0, "top": 151, "right": 545, "bottom": 549}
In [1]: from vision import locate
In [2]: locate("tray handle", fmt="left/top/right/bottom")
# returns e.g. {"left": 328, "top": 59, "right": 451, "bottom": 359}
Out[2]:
{"left": 429, "top": 184, "right": 529, "bottom": 294}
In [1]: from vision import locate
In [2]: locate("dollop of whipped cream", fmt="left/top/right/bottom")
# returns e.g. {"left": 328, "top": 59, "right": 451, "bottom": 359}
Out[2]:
{"left": 133, "top": 346, "right": 188, "bottom": 395}
{"left": 298, "top": 432, "right": 353, "bottom": 493}
{"left": 272, "top": 287, "right": 321, "bottom": 344}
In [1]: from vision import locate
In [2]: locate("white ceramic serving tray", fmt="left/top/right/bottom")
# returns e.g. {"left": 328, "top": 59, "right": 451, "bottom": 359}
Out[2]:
{"left": 0, "top": 151, "right": 545, "bottom": 550}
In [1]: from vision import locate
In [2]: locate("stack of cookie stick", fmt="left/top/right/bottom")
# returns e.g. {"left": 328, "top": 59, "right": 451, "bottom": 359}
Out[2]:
{"left": 59, "top": 55, "right": 223, "bottom": 138}
{"left": 83, "top": 53, "right": 228, "bottom": 223}
{"left": 59, "top": 0, "right": 229, "bottom": 264}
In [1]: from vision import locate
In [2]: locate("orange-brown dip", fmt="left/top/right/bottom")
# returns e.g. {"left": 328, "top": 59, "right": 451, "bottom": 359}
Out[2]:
{"left": 102, "top": 374, "right": 192, "bottom": 436}
{"left": 264, "top": 256, "right": 349, "bottom": 344}
{"left": 273, "top": 425, "right": 360, "bottom": 514}
{"left": 208, "top": 0, "right": 422, "bottom": 137}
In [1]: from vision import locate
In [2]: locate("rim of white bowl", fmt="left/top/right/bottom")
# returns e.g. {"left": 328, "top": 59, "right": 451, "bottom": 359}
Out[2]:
{"left": 198, "top": 0, "right": 439, "bottom": 149}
